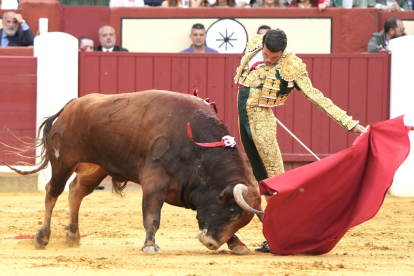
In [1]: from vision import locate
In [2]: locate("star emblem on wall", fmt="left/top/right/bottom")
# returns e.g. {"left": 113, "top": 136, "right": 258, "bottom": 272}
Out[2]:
{"left": 216, "top": 29, "right": 237, "bottom": 51}
{"left": 206, "top": 19, "right": 247, "bottom": 53}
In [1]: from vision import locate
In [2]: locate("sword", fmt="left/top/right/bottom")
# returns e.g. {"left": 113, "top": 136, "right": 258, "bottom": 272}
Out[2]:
{"left": 275, "top": 118, "right": 321, "bottom": 161}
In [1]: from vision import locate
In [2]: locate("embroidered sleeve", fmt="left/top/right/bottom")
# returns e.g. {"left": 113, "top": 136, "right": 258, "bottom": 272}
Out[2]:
{"left": 294, "top": 75, "right": 359, "bottom": 131}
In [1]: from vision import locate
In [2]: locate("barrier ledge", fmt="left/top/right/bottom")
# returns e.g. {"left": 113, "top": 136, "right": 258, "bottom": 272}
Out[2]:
{"left": 0, "top": 166, "right": 39, "bottom": 193}
{"left": 0, "top": 47, "right": 34, "bottom": 56}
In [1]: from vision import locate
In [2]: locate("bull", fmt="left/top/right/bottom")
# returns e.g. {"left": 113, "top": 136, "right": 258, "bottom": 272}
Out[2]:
{"left": 4, "top": 90, "right": 264, "bottom": 254}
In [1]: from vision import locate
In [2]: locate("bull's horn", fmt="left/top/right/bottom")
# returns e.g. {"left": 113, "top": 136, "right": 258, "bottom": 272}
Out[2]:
{"left": 233, "top": 184, "right": 264, "bottom": 215}
{"left": 256, "top": 206, "right": 264, "bottom": 222}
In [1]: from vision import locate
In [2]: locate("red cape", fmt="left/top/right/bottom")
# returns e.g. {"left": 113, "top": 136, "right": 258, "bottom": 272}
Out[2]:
{"left": 259, "top": 116, "right": 412, "bottom": 255}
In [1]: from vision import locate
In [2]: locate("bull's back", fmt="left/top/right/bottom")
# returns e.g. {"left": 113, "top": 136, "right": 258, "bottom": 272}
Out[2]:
{"left": 51, "top": 90, "right": 220, "bottom": 170}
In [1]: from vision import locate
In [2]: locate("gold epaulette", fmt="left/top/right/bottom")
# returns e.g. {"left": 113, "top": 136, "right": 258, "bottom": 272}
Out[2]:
{"left": 279, "top": 53, "right": 307, "bottom": 87}
{"left": 246, "top": 34, "right": 264, "bottom": 52}
{"left": 234, "top": 35, "right": 264, "bottom": 84}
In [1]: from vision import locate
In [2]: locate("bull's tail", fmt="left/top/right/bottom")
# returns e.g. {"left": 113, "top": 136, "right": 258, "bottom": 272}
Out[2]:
{"left": 1, "top": 99, "right": 75, "bottom": 176}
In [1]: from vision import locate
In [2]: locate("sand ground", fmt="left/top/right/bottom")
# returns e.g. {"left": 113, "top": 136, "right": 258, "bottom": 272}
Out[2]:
{"left": 0, "top": 186, "right": 413, "bottom": 276}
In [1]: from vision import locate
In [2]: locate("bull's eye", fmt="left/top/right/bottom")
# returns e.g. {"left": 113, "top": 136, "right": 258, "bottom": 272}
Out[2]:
{"left": 229, "top": 208, "right": 239, "bottom": 221}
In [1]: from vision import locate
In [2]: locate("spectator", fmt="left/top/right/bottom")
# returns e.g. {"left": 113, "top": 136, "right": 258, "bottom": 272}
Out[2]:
{"left": 368, "top": 0, "right": 409, "bottom": 11}
{"left": 200, "top": 0, "right": 250, "bottom": 7}
{"left": 161, "top": 0, "right": 203, "bottom": 6}
{"left": 257, "top": 25, "right": 271, "bottom": 35}
{"left": 180, "top": 23, "right": 219, "bottom": 53}
{"left": 109, "top": 0, "right": 145, "bottom": 7}
{"left": 79, "top": 37, "right": 94, "bottom": 52}
{"left": 290, "top": 0, "right": 331, "bottom": 9}
{"left": 408, "top": 0, "right": 413, "bottom": 9}
{"left": 331, "top": 0, "right": 354, "bottom": 7}
{"left": 368, "top": 17, "right": 406, "bottom": 53}
{"left": 253, "top": 0, "right": 286, "bottom": 7}
{"left": 144, "top": 0, "right": 164, "bottom": 5}
{"left": 0, "top": 11, "right": 34, "bottom": 47}
{"left": 95, "top": 26, "right": 128, "bottom": 52}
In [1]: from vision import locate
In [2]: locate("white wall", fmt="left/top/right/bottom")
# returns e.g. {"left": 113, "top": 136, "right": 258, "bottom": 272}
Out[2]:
{"left": 34, "top": 32, "right": 78, "bottom": 191}
{"left": 388, "top": 35, "right": 414, "bottom": 197}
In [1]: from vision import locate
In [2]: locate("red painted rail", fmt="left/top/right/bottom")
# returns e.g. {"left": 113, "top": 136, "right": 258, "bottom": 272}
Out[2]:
{"left": 0, "top": 53, "right": 390, "bottom": 165}
{"left": 0, "top": 57, "right": 37, "bottom": 165}
{"left": 79, "top": 52, "right": 390, "bottom": 162}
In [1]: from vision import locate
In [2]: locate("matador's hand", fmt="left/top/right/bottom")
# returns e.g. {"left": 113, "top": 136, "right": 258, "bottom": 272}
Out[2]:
{"left": 350, "top": 124, "right": 368, "bottom": 135}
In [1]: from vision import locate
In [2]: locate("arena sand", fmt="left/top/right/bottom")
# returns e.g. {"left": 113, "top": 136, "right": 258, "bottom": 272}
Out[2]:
{"left": 0, "top": 186, "right": 413, "bottom": 276}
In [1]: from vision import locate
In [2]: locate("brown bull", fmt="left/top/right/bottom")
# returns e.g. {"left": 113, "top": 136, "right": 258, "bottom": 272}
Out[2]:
{"left": 4, "top": 90, "right": 263, "bottom": 254}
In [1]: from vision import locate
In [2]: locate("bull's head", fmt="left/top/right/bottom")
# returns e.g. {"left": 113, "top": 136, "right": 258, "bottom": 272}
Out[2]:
{"left": 196, "top": 184, "right": 263, "bottom": 250}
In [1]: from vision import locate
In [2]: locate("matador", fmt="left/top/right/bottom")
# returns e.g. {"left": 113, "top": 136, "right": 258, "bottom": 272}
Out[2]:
{"left": 235, "top": 29, "right": 367, "bottom": 252}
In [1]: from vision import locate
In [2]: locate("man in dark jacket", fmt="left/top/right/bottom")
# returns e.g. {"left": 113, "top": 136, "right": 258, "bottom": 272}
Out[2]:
{"left": 368, "top": 17, "right": 406, "bottom": 53}
{"left": 0, "top": 11, "right": 34, "bottom": 47}
{"left": 94, "top": 25, "right": 128, "bottom": 52}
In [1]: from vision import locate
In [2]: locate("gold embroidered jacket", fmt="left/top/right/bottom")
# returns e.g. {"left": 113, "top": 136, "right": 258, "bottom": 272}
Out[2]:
{"left": 234, "top": 34, "right": 358, "bottom": 131}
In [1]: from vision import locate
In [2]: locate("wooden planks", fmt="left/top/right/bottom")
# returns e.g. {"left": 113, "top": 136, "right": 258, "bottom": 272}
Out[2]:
{"left": 78, "top": 52, "right": 391, "bottom": 161}
{"left": 0, "top": 57, "right": 37, "bottom": 165}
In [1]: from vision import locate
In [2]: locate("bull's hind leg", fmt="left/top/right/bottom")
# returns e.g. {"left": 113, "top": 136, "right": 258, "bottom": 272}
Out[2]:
{"left": 35, "top": 165, "right": 75, "bottom": 249}
{"left": 66, "top": 164, "right": 108, "bottom": 247}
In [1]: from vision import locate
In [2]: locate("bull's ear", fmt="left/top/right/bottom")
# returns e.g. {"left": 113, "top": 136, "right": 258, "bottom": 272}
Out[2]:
{"left": 218, "top": 184, "right": 235, "bottom": 203}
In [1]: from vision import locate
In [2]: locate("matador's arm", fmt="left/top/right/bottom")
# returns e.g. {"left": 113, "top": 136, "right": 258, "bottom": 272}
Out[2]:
{"left": 294, "top": 74, "right": 359, "bottom": 132}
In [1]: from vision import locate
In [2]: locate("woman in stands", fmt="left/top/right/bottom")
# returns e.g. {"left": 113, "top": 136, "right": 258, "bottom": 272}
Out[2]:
{"left": 289, "top": 0, "right": 330, "bottom": 9}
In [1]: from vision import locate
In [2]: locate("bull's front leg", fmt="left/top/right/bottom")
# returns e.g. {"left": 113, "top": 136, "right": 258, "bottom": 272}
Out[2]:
{"left": 227, "top": 235, "right": 251, "bottom": 254}
{"left": 141, "top": 191, "right": 164, "bottom": 255}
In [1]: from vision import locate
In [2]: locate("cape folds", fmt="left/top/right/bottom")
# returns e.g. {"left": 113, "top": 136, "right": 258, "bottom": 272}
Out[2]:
{"left": 259, "top": 116, "right": 412, "bottom": 255}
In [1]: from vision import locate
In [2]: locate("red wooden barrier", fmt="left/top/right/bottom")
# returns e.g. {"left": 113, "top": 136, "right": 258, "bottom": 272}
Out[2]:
{"left": 0, "top": 47, "right": 33, "bottom": 57}
{"left": 0, "top": 57, "right": 37, "bottom": 165}
{"left": 277, "top": 54, "right": 390, "bottom": 161}
{"left": 79, "top": 52, "right": 390, "bottom": 162}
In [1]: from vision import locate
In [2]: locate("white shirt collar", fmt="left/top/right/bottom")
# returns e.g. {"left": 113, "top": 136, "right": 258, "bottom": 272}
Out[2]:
{"left": 103, "top": 47, "right": 114, "bottom": 52}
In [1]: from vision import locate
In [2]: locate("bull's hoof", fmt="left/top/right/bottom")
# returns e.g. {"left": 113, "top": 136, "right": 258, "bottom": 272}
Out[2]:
{"left": 227, "top": 235, "right": 251, "bottom": 255}
{"left": 65, "top": 232, "right": 80, "bottom": 247}
{"left": 230, "top": 245, "right": 251, "bottom": 255}
{"left": 142, "top": 245, "right": 162, "bottom": 255}
{"left": 33, "top": 234, "right": 48, "bottom": 250}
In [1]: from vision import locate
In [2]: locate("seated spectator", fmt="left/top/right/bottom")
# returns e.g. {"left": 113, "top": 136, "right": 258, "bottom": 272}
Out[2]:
{"left": 252, "top": 0, "right": 287, "bottom": 7}
{"left": 331, "top": 0, "right": 354, "bottom": 7}
{"left": 197, "top": 0, "right": 250, "bottom": 7}
{"left": 180, "top": 23, "right": 218, "bottom": 53}
{"left": 95, "top": 26, "right": 128, "bottom": 52}
{"left": 0, "top": 11, "right": 34, "bottom": 47}
{"left": 368, "top": 0, "right": 409, "bottom": 11}
{"left": 144, "top": 0, "right": 164, "bottom": 5}
{"left": 290, "top": 0, "right": 330, "bottom": 9}
{"left": 79, "top": 37, "right": 94, "bottom": 52}
{"left": 161, "top": 0, "right": 203, "bottom": 6}
{"left": 257, "top": 25, "right": 271, "bottom": 35}
{"left": 109, "top": 0, "right": 145, "bottom": 7}
{"left": 368, "top": 17, "right": 406, "bottom": 53}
